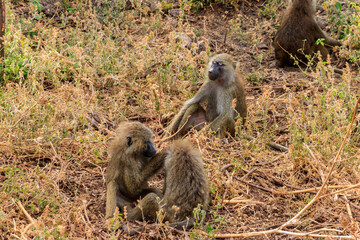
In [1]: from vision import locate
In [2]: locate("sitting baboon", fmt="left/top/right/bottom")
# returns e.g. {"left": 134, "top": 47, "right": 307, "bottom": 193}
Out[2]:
{"left": 105, "top": 121, "right": 167, "bottom": 221}
{"left": 274, "top": 0, "right": 341, "bottom": 67}
{"left": 166, "top": 53, "right": 247, "bottom": 140}
{"left": 161, "top": 139, "right": 209, "bottom": 229}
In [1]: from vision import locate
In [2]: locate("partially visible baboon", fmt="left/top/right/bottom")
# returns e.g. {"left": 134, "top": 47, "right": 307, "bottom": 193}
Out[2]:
{"left": 166, "top": 53, "right": 247, "bottom": 140}
{"left": 274, "top": 0, "right": 341, "bottom": 67}
{"left": 105, "top": 121, "right": 167, "bottom": 221}
{"left": 161, "top": 139, "right": 209, "bottom": 229}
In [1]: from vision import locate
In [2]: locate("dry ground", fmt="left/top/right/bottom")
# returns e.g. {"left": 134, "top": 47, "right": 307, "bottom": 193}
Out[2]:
{"left": 1, "top": 0, "right": 360, "bottom": 239}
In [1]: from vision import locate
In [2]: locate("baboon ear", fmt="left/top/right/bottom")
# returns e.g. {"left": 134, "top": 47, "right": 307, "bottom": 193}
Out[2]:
{"left": 126, "top": 137, "right": 133, "bottom": 147}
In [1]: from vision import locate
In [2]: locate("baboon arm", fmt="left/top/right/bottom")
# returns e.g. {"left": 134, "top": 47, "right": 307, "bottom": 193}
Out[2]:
{"left": 105, "top": 180, "right": 119, "bottom": 219}
{"left": 167, "top": 83, "right": 210, "bottom": 136}
{"left": 141, "top": 148, "right": 167, "bottom": 180}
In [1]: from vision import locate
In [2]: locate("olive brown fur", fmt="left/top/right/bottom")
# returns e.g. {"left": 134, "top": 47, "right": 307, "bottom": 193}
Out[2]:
{"left": 162, "top": 139, "right": 209, "bottom": 228}
{"left": 274, "top": 0, "right": 341, "bottom": 67}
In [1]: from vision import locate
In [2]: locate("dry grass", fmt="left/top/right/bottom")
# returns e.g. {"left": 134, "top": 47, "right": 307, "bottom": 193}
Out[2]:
{"left": 1, "top": 0, "right": 360, "bottom": 239}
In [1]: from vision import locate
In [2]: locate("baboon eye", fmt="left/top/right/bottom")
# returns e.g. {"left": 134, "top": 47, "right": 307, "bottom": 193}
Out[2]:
{"left": 126, "top": 137, "right": 133, "bottom": 146}
{"left": 218, "top": 62, "right": 224, "bottom": 66}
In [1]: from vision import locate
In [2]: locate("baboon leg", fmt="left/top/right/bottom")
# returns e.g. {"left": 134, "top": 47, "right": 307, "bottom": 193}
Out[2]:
{"left": 314, "top": 45, "right": 329, "bottom": 61}
{"left": 323, "top": 32, "right": 341, "bottom": 46}
{"left": 216, "top": 117, "right": 235, "bottom": 138}
{"left": 127, "top": 193, "right": 160, "bottom": 221}
{"left": 141, "top": 187, "right": 163, "bottom": 199}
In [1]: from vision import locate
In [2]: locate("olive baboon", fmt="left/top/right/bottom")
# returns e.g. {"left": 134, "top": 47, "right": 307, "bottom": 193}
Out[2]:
{"left": 105, "top": 121, "right": 167, "bottom": 221}
{"left": 161, "top": 139, "right": 209, "bottom": 229}
{"left": 274, "top": 0, "right": 341, "bottom": 67}
{"left": 166, "top": 53, "right": 247, "bottom": 140}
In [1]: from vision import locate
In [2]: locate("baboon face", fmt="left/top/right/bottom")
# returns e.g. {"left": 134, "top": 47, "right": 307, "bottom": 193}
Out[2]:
{"left": 126, "top": 136, "right": 157, "bottom": 158}
{"left": 118, "top": 122, "right": 157, "bottom": 158}
{"left": 208, "top": 61, "right": 224, "bottom": 81}
{"left": 207, "top": 53, "right": 236, "bottom": 82}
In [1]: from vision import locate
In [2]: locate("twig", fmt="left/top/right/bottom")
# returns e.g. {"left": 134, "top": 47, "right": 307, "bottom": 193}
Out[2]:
{"left": 304, "top": 143, "right": 325, "bottom": 183}
{"left": 220, "top": 164, "right": 234, "bottom": 172}
{"left": 292, "top": 185, "right": 355, "bottom": 194}
{"left": 222, "top": 199, "right": 264, "bottom": 204}
{"left": 340, "top": 196, "right": 360, "bottom": 210}
{"left": 15, "top": 200, "right": 35, "bottom": 224}
{"left": 11, "top": 103, "right": 38, "bottom": 128}
{"left": 240, "top": 167, "right": 257, "bottom": 180}
{"left": 344, "top": 196, "right": 355, "bottom": 225}
{"left": 254, "top": 154, "right": 284, "bottom": 166}
{"left": 227, "top": 171, "right": 285, "bottom": 195}
{"left": 244, "top": 135, "right": 289, "bottom": 152}
{"left": 215, "top": 229, "right": 355, "bottom": 239}
{"left": 319, "top": 183, "right": 360, "bottom": 200}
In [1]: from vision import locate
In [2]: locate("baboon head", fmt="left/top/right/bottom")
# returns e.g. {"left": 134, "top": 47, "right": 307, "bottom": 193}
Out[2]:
{"left": 116, "top": 122, "right": 157, "bottom": 158}
{"left": 288, "top": 0, "right": 316, "bottom": 13}
{"left": 207, "top": 53, "right": 236, "bottom": 84}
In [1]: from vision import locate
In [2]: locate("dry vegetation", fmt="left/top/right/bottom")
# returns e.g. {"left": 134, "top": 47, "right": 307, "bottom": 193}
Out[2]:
{"left": 1, "top": 0, "right": 360, "bottom": 239}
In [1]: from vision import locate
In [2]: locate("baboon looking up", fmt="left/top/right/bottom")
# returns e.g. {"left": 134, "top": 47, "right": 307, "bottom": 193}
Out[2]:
{"left": 166, "top": 53, "right": 247, "bottom": 140}
{"left": 274, "top": 0, "right": 341, "bottom": 67}
{"left": 105, "top": 121, "right": 167, "bottom": 221}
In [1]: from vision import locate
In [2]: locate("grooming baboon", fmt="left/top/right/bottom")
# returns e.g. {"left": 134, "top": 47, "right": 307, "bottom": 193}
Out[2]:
{"left": 123, "top": 139, "right": 209, "bottom": 235}
{"left": 274, "top": 0, "right": 341, "bottom": 67}
{"left": 105, "top": 121, "right": 167, "bottom": 221}
{"left": 161, "top": 139, "right": 209, "bottom": 228}
{"left": 166, "top": 53, "right": 247, "bottom": 140}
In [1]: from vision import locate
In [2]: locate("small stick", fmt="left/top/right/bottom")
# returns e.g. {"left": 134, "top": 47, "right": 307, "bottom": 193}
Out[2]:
{"left": 292, "top": 185, "right": 354, "bottom": 194}
{"left": 244, "top": 135, "right": 289, "bottom": 152}
{"left": 344, "top": 196, "right": 355, "bottom": 225}
{"left": 240, "top": 167, "right": 257, "bottom": 180}
{"left": 15, "top": 200, "right": 35, "bottom": 224}
{"left": 226, "top": 171, "right": 285, "bottom": 195}
{"left": 319, "top": 183, "right": 360, "bottom": 200}
{"left": 304, "top": 143, "right": 325, "bottom": 183}
{"left": 222, "top": 199, "right": 265, "bottom": 204}
{"left": 340, "top": 196, "right": 360, "bottom": 210}
{"left": 215, "top": 229, "right": 355, "bottom": 239}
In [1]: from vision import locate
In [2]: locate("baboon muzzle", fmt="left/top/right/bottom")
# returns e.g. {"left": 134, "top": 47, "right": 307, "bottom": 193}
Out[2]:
{"left": 144, "top": 141, "right": 157, "bottom": 157}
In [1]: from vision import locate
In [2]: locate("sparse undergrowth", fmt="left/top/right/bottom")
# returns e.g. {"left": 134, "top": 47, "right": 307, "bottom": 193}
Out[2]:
{"left": 1, "top": 0, "right": 360, "bottom": 239}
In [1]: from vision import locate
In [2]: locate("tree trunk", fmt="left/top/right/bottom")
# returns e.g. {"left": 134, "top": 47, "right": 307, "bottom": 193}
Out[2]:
{"left": 0, "top": 0, "right": 4, "bottom": 63}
